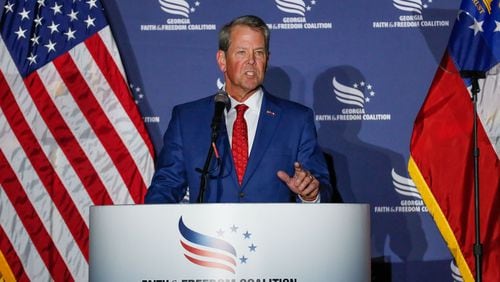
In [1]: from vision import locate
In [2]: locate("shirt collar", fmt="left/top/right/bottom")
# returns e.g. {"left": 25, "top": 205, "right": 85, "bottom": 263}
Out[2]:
{"left": 227, "top": 87, "right": 263, "bottom": 113}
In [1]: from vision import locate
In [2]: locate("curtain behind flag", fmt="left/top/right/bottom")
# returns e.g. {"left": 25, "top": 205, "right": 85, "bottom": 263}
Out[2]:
{"left": 409, "top": 0, "right": 499, "bottom": 281}
{"left": 0, "top": 0, "right": 154, "bottom": 281}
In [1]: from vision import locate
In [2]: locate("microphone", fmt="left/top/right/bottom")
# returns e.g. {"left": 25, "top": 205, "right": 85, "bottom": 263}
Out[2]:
{"left": 210, "top": 90, "right": 229, "bottom": 139}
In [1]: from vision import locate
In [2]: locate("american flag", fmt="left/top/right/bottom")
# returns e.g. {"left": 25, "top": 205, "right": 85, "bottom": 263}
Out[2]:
{"left": 0, "top": 0, "right": 154, "bottom": 281}
{"left": 409, "top": 0, "right": 499, "bottom": 281}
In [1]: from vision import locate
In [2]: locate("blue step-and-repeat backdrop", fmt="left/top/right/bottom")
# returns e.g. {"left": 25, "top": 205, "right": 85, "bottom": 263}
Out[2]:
{"left": 104, "top": 1, "right": 460, "bottom": 281}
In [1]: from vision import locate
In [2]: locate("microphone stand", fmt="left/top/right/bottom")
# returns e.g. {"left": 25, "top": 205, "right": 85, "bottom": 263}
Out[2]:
{"left": 196, "top": 131, "right": 218, "bottom": 203}
{"left": 197, "top": 90, "right": 228, "bottom": 203}
{"left": 460, "top": 70, "right": 485, "bottom": 282}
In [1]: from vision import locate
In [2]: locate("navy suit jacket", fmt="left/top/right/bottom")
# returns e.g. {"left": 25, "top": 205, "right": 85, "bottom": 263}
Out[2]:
{"left": 145, "top": 91, "right": 333, "bottom": 203}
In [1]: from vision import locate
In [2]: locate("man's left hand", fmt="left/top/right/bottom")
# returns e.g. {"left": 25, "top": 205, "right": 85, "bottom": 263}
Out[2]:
{"left": 277, "top": 162, "right": 319, "bottom": 201}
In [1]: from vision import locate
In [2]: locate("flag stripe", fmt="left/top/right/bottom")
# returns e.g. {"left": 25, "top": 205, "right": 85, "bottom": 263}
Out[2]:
{"left": 0, "top": 71, "right": 89, "bottom": 261}
{"left": 52, "top": 51, "right": 147, "bottom": 203}
{"left": 180, "top": 240, "right": 237, "bottom": 266}
{"left": 75, "top": 30, "right": 153, "bottom": 197}
{"left": 0, "top": 102, "right": 88, "bottom": 281}
{"left": 35, "top": 60, "right": 134, "bottom": 206}
{"left": 477, "top": 62, "right": 500, "bottom": 157}
{"left": 184, "top": 255, "right": 236, "bottom": 274}
{"left": 0, "top": 151, "right": 73, "bottom": 281}
{"left": 0, "top": 229, "right": 26, "bottom": 282}
{"left": 23, "top": 70, "right": 114, "bottom": 206}
{"left": 1, "top": 110, "right": 53, "bottom": 281}
{"left": 0, "top": 185, "right": 47, "bottom": 282}
{"left": 98, "top": 27, "right": 128, "bottom": 78}
{"left": 93, "top": 27, "right": 155, "bottom": 162}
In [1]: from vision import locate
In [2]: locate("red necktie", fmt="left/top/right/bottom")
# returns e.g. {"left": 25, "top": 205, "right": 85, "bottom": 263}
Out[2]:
{"left": 232, "top": 104, "right": 249, "bottom": 185}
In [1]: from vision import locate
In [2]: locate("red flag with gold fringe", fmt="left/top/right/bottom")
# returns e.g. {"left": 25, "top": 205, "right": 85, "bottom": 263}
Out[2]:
{"left": 409, "top": 1, "right": 500, "bottom": 281}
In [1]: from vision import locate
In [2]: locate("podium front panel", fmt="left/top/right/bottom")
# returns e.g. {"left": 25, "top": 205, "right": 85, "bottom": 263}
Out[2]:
{"left": 90, "top": 203, "right": 370, "bottom": 281}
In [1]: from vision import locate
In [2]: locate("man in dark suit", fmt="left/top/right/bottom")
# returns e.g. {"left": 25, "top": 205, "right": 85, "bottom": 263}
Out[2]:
{"left": 145, "top": 15, "right": 332, "bottom": 203}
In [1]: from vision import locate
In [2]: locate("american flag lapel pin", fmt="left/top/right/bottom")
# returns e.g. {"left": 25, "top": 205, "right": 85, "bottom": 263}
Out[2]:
{"left": 266, "top": 110, "right": 276, "bottom": 117}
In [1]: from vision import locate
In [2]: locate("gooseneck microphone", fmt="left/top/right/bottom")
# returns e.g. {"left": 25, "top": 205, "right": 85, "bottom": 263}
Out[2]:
{"left": 210, "top": 90, "right": 230, "bottom": 140}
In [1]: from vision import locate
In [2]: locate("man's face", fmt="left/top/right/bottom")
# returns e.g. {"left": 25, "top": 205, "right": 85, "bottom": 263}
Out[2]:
{"left": 217, "top": 25, "right": 268, "bottom": 101}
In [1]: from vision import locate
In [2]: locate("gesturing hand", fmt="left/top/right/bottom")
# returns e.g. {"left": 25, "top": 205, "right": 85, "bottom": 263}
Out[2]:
{"left": 277, "top": 162, "right": 319, "bottom": 202}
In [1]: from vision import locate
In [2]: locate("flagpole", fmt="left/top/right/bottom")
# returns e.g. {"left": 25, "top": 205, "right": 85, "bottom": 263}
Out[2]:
{"left": 460, "top": 70, "right": 485, "bottom": 282}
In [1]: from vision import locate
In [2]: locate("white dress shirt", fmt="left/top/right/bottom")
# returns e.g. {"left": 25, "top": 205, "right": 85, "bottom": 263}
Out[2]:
{"left": 225, "top": 88, "right": 263, "bottom": 154}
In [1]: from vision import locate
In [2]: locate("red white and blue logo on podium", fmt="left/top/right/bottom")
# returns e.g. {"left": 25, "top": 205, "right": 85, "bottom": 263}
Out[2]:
{"left": 178, "top": 216, "right": 257, "bottom": 274}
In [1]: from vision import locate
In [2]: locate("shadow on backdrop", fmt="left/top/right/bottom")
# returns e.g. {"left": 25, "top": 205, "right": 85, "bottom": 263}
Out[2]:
{"left": 313, "top": 65, "right": 427, "bottom": 281}
{"left": 265, "top": 66, "right": 341, "bottom": 203}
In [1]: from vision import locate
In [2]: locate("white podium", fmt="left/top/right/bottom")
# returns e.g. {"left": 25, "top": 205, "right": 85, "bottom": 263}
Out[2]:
{"left": 89, "top": 204, "right": 370, "bottom": 282}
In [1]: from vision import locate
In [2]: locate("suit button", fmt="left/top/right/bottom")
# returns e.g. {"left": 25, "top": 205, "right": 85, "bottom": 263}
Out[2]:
{"left": 239, "top": 192, "right": 244, "bottom": 198}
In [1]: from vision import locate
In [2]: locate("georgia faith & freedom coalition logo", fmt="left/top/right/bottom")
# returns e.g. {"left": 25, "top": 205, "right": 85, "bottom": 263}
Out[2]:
{"left": 315, "top": 75, "right": 392, "bottom": 122}
{"left": 267, "top": 0, "right": 333, "bottom": 30}
{"left": 373, "top": 169, "right": 428, "bottom": 214}
{"left": 372, "top": 0, "right": 450, "bottom": 29}
{"left": 129, "top": 81, "right": 161, "bottom": 124}
{"left": 140, "top": 0, "right": 216, "bottom": 31}
{"left": 139, "top": 217, "right": 299, "bottom": 282}
{"left": 179, "top": 216, "right": 242, "bottom": 274}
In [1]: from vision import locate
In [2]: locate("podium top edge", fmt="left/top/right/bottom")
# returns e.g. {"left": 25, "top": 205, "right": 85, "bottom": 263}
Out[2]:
{"left": 90, "top": 203, "right": 370, "bottom": 209}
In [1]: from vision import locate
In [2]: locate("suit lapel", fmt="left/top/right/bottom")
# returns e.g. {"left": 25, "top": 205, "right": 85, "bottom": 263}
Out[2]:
{"left": 241, "top": 93, "right": 282, "bottom": 188}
